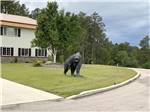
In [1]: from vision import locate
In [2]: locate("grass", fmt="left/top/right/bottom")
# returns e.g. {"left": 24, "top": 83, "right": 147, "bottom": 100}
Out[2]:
{"left": 1, "top": 63, "right": 136, "bottom": 97}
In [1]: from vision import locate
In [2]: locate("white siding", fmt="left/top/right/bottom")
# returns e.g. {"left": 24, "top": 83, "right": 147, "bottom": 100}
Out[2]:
{"left": 0, "top": 28, "right": 36, "bottom": 57}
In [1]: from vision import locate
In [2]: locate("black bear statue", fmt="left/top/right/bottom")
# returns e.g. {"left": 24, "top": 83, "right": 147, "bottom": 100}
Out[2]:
{"left": 64, "top": 52, "right": 82, "bottom": 76}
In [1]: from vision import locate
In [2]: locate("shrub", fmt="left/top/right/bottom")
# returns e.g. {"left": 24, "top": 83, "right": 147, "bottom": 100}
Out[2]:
{"left": 32, "top": 60, "right": 42, "bottom": 67}
{"left": 41, "top": 60, "right": 46, "bottom": 64}
{"left": 45, "top": 61, "right": 52, "bottom": 65}
{"left": 25, "top": 61, "right": 30, "bottom": 63}
{"left": 125, "top": 57, "right": 138, "bottom": 67}
{"left": 142, "top": 62, "right": 150, "bottom": 69}
{"left": 13, "top": 57, "right": 18, "bottom": 63}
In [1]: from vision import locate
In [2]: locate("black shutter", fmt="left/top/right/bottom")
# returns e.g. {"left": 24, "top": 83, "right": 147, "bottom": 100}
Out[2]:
{"left": 11, "top": 47, "right": 14, "bottom": 56}
{"left": 29, "top": 49, "right": 31, "bottom": 57}
{"left": 0, "top": 47, "right": 1, "bottom": 55}
{"left": 45, "top": 49, "right": 47, "bottom": 57}
{"left": 18, "top": 48, "right": 21, "bottom": 56}
{"left": 3, "top": 47, "right": 6, "bottom": 55}
{"left": 18, "top": 29, "right": 21, "bottom": 37}
{"left": 35, "top": 49, "right": 37, "bottom": 57}
{"left": 1, "top": 27, "right": 3, "bottom": 35}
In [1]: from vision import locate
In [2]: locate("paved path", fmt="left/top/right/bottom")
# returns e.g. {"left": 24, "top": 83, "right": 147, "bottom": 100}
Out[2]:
{"left": 0, "top": 78, "right": 62, "bottom": 106}
{"left": 2, "top": 68, "right": 150, "bottom": 112}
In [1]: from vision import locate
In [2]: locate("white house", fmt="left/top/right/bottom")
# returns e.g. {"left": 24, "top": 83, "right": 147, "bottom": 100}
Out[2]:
{"left": 0, "top": 13, "right": 48, "bottom": 62}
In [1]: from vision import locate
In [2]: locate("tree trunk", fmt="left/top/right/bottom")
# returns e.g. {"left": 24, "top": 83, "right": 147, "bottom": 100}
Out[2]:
{"left": 48, "top": 47, "right": 57, "bottom": 63}
{"left": 52, "top": 48, "right": 57, "bottom": 63}
{"left": 53, "top": 53, "right": 56, "bottom": 63}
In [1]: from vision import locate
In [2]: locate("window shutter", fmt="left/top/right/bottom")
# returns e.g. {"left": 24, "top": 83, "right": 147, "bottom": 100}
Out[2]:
{"left": 18, "top": 48, "right": 21, "bottom": 56}
{"left": 45, "top": 49, "right": 47, "bottom": 57}
{"left": 35, "top": 49, "right": 37, "bottom": 57}
{"left": 3, "top": 47, "right": 6, "bottom": 55}
{"left": 0, "top": 47, "right": 1, "bottom": 55}
{"left": 11, "top": 47, "right": 14, "bottom": 56}
{"left": 18, "top": 29, "right": 21, "bottom": 37}
{"left": 1, "top": 27, "right": 3, "bottom": 35}
{"left": 29, "top": 49, "right": 31, "bottom": 57}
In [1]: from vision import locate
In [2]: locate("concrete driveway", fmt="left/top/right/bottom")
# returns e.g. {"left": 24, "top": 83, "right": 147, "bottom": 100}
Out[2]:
{"left": 2, "top": 68, "right": 150, "bottom": 112}
{"left": 0, "top": 78, "right": 62, "bottom": 106}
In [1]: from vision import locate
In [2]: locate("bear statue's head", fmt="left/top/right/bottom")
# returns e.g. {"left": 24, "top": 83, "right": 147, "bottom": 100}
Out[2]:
{"left": 74, "top": 52, "right": 81, "bottom": 63}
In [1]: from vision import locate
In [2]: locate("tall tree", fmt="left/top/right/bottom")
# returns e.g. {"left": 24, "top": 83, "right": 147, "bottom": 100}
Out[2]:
{"left": 32, "top": 2, "right": 59, "bottom": 63}
{"left": 138, "top": 35, "right": 150, "bottom": 67}
{"left": 139, "top": 35, "right": 150, "bottom": 49}
{"left": 76, "top": 12, "right": 109, "bottom": 64}
{"left": 30, "top": 8, "right": 41, "bottom": 19}
{"left": 58, "top": 11, "right": 83, "bottom": 60}
{"left": 88, "top": 12, "right": 111, "bottom": 64}
{"left": 32, "top": 2, "right": 82, "bottom": 63}
{"left": 1, "top": 0, "right": 29, "bottom": 16}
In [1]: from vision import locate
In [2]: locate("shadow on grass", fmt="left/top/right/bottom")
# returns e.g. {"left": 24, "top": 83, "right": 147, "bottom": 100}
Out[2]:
{"left": 64, "top": 74, "right": 86, "bottom": 79}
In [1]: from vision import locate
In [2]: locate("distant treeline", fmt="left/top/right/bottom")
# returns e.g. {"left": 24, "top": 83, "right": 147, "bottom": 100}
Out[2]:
{"left": 1, "top": 1, "right": 150, "bottom": 68}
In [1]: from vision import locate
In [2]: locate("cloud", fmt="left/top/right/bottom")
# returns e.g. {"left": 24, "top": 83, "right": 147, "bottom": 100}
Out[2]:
{"left": 58, "top": 1, "right": 149, "bottom": 44}
{"left": 54, "top": 0, "right": 148, "bottom": 3}
{"left": 19, "top": 0, "right": 149, "bottom": 46}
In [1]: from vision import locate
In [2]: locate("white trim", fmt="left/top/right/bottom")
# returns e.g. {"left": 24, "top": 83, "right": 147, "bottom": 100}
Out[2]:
{"left": 1, "top": 47, "right": 13, "bottom": 56}
{"left": 20, "top": 48, "right": 30, "bottom": 57}
{"left": 1, "top": 26, "right": 21, "bottom": 37}
{"left": 36, "top": 49, "right": 46, "bottom": 57}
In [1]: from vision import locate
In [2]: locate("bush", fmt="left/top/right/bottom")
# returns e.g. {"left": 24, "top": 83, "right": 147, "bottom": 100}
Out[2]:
{"left": 125, "top": 57, "right": 138, "bottom": 67}
{"left": 45, "top": 61, "right": 52, "bottom": 65}
{"left": 13, "top": 57, "right": 18, "bottom": 63}
{"left": 25, "top": 61, "right": 30, "bottom": 63}
{"left": 32, "top": 60, "right": 42, "bottom": 67}
{"left": 142, "top": 62, "right": 150, "bottom": 69}
{"left": 41, "top": 60, "right": 46, "bottom": 64}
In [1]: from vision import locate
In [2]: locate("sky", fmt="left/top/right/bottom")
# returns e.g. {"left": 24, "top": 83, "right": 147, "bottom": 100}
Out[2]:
{"left": 19, "top": 0, "right": 150, "bottom": 46}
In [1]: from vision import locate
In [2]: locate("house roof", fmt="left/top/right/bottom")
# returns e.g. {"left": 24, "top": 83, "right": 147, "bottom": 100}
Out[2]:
{"left": 0, "top": 13, "right": 37, "bottom": 29}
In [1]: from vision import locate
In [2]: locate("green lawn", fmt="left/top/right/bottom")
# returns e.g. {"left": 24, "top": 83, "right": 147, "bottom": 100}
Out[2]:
{"left": 1, "top": 63, "right": 136, "bottom": 97}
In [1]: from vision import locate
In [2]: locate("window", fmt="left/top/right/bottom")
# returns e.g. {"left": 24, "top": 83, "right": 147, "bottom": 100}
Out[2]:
{"left": 6, "top": 27, "right": 16, "bottom": 36}
{"left": 35, "top": 49, "right": 47, "bottom": 57}
{"left": 0, "top": 26, "right": 21, "bottom": 37}
{"left": 0, "top": 47, "right": 13, "bottom": 56}
{"left": 18, "top": 48, "right": 31, "bottom": 57}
